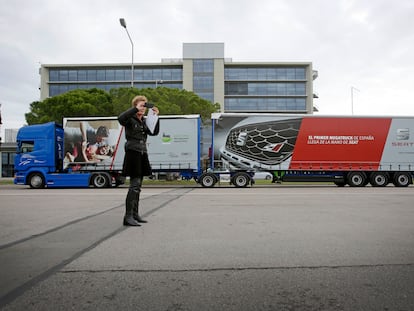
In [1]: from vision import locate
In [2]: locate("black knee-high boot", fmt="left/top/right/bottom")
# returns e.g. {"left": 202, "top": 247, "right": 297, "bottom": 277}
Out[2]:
{"left": 123, "top": 177, "right": 141, "bottom": 226}
{"left": 133, "top": 203, "right": 147, "bottom": 223}
{"left": 131, "top": 177, "right": 147, "bottom": 223}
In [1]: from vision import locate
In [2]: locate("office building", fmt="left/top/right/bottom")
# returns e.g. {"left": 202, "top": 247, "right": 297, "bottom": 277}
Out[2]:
{"left": 39, "top": 43, "right": 317, "bottom": 114}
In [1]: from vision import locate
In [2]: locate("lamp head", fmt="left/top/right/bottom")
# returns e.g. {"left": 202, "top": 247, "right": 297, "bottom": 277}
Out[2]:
{"left": 119, "top": 18, "right": 127, "bottom": 28}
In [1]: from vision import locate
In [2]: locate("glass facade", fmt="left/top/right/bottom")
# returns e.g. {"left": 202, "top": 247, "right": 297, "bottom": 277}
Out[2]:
{"left": 224, "top": 66, "right": 308, "bottom": 112}
{"left": 48, "top": 67, "right": 183, "bottom": 97}
{"left": 42, "top": 57, "right": 313, "bottom": 113}
{"left": 192, "top": 59, "right": 214, "bottom": 102}
{"left": 49, "top": 67, "right": 182, "bottom": 82}
{"left": 225, "top": 98, "right": 306, "bottom": 112}
{"left": 225, "top": 82, "right": 306, "bottom": 96}
{"left": 1, "top": 152, "right": 15, "bottom": 177}
{"left": 225, "top": 67, "right": 306, "bottom": 80}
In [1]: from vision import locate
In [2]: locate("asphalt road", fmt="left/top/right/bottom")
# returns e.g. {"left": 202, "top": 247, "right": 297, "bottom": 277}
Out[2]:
{"left": 0, "top": 184, "right": 413, "bottom": 310}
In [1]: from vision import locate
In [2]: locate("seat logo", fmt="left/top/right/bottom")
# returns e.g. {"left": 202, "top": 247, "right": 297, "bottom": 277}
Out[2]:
{"left": 236, "top": 132, "right": 248, "bottom": 146}
{"left": 262, "top": 142, "right": 286, "bottom": 153}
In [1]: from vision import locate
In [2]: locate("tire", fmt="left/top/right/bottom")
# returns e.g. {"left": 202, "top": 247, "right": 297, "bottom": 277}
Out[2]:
{"left": 231, "top": 172, "right": 250, "bottom": 188}
{"left": 393, "top": 172, "right": 412, "bottom": 187}
{"left": 115, "top": 175, "right": 126, "bottom": 187}
{"left": 370, "top": 172, "right": 389, "bottom": 187}
{"left": 199, "top": 173, "right": 217, "bottom": 188}
{"left": 91, "top": 173, "right": 109, "bottom": 188}
{"left": 28, "top": 173, "right": 45, "bottom": 189}
{"left": 334, "top": 181, "right": 346, "bottom": 187}
{"left": 347, "top": 171, "right": 367, "bottom": 187}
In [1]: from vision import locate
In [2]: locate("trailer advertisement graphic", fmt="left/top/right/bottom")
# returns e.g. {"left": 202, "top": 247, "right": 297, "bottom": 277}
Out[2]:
{"left": 306, "top": 134, "right": 374, "bottom": 145}
{"left": 63, "top": 118, "right": 123, "bottom": 171}
{"left": 290, "top": 117, "right": 392, "bottom": 170}
{"left": 147, "top": 116, "right": 200, "bottom": 171}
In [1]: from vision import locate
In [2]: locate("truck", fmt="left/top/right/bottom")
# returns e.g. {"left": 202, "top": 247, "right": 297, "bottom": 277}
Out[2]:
{"left": 210, "top": 113, "right": 414, "bottom": 187}
{"left": 14, "top": 115, "right": 208, "bottom": 188}
{"left": 13, "top": 113, "right": 414, "bottom": 188}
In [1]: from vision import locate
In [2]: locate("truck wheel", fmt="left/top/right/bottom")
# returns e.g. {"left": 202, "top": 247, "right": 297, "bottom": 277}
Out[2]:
{"left": 334, "top": 181, "right": 346, "bottom": 187}
{"left": 114, "top": 175, "right": 125, "bottom": 187}
{"left": 393, "top": 172, "right": 412, "bottom": 187}
{"left": 91, "top": 173, "right": 109, "bottom": 188}
{"left": 28, "top": 173, "right": 45, "bottom": 189}
{"left": 199, "top": 173, "right": 217, "bottom": 187}
{"left": 231, "top": 172, "right": 250, "bottom": 188}
{"left": 347, "top": 172, "right": 366, "bottom": 187}
{"left": 370, "top": 172, "right": 389, "bottom": 187}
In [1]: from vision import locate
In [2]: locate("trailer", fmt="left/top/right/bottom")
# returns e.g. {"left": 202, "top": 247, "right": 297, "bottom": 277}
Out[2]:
{"left": 15, "top": 112, "right": 411, "bottom": 188}
{"left": 147, "top": 114, "right": 203, "bottom": 180}
{"left": 211, "top": 113, "right": 414, "bottom": 187}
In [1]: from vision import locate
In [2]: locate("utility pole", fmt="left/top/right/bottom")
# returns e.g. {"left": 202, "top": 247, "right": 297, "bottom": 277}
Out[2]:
{"left": 351, "top": 86, "right": 360, "bottom": 115}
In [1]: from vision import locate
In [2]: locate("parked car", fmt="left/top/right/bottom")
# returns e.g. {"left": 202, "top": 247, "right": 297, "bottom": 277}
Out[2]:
{"left": 253, "top": 172, "right": 273, "bottom": 180}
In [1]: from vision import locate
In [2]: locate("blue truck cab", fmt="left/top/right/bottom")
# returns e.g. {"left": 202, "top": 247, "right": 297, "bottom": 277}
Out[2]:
{"left": 14, "top": 122, "right": 91, "bottom": 188}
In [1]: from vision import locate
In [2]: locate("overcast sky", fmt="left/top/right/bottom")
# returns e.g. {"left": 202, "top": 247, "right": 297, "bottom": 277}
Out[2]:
{"left": 1, "top": 0, "right": 413, "bottom": 137}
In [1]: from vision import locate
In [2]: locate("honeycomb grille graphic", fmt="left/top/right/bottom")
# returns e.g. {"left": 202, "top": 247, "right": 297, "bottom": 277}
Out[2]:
{"left": 223, "top": 118, "right": 302, "bottom": 166}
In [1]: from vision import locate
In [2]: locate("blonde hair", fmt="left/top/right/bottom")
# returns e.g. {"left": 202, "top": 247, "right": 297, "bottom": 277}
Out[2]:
{"left": 131, "top": 95, "right": 148, "bottom": 107}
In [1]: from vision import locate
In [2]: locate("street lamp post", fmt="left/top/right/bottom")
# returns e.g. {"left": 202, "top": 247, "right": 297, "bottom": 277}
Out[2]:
{"left": 350, "top": 86, "right": 360, "bottom": 115}
{"left": 119, "top": 18, "right": 134, "bottom": 88}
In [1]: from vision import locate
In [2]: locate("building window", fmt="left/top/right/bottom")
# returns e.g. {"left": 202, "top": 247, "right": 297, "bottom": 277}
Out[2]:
{"left": 96, "top": 70, "right": 106, "bottom": 81}
{"left": 59, "top": 70, "right": 69, "bottom": 81}
{"left": 223, "top": 65, "right": 309, "bottom": 112}
{"left": 224, "top": 98, "right": 306, "bottom": 112}
{"left": 194, "top": 76, "right": 213, "bottom": 90}
{"left": 78, "top": 70, "right": 87, "bottom": 81}
{"left": 193, "top": 59, "right": 214, "bottom": 73}
{"left": 68, "top": 70, "right": 77, "bottom": 81}
{"left": 153, "top": 68, "right": 162, "bottom": 80}
{"left": 87, "top": 70, "right": 97, "bottom": 81}
{"left": 48, "top": 66, "right": 183, "bottom": 96}
{"left": 225, "top": 66, "right": 307, "bottom": 80}
{"left": 193, "top": 59, "right": 214, "bottom": 101}
{"left": 49, "top": 70, "right": 59, "bottom": 81}
{"left": 143, "top": 69, "right": 153, "bottom": 81}
{"left": 2, "top": 152, "right": 15, "bottom": 177}
{"left": 226, "top": 82, "right": 306, "bottom": 96}
{"left": 115, "top": 69, "right": 126, "bottom": 81}
{"left": 171, "top": 68, "right": 182, "bottom": 80}
{"left": 295, "top": 68, "right": 306, "bottom": 79}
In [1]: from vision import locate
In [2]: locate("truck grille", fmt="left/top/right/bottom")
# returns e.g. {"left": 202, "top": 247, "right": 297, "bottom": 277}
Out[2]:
{"left": 222, "top": 118, "right": 302, "bottom": 167}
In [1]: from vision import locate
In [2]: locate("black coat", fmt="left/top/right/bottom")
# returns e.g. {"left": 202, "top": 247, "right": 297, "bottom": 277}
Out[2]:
{"left": 118, "top": 107, "right": 160, "bottom": 177}
{"left": 118, "top": 107, "right": 160, "bottom": 153}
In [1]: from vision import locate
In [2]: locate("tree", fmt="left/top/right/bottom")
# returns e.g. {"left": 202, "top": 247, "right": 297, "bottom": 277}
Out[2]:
{"left": 25, "top": 87, "right": 220, "bottom": 125}
{"left": 110, "top": 87, "right": 220, "bottom": 122}
{"left": 25, "top": 88, "right": 113, "bottom": 125}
